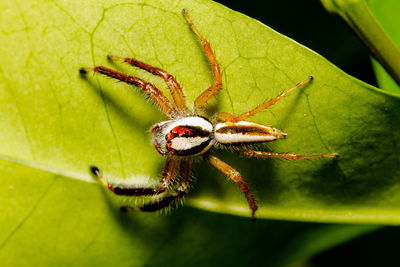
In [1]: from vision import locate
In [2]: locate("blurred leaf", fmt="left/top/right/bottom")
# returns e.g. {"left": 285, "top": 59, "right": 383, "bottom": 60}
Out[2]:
{"left": 321, "top": 0, "right": 400, "bottom": 90}
{"left": 366, "top": 0, "right": 400, "bottom": 92}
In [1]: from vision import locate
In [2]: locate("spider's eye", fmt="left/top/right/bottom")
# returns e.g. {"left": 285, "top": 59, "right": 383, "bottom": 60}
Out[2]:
{"left": 170, "top": 126, "right": 193, "bottom": 138}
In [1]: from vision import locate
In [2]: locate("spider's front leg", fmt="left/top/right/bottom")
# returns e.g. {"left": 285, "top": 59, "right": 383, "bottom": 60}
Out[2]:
{"left": 203, "top": 153, "right": 258, "bottom": 218}
{"left": 121, "top": 158, "right": 193, "bottom": 212}
{"left": 80, "top": 66, "right": 177, "bottom": 118}
{"left": 107, "top": 55, "right": 189, "bottom": 114}
{"left": 90, "top": 154, "right": 179, "bottom": 197}
{"left": 183, "top": 9, "right": 223, "bottom": 114}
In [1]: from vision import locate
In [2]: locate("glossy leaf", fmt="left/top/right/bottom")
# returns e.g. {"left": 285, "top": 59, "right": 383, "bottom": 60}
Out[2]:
{"left": 1, "top": 0, "right": 400, "bottom": 222}
{"left": 0, "top": 158, "right": 378, "bottom": 266}
{"left": 1, "top": 0, "right": 394, "bottom": 265}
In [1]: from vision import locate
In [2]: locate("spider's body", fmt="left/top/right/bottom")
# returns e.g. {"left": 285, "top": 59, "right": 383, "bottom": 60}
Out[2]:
{"left": 152, "top": 116, "right": 288, "bottom": 157}
{"left": 152, "top": 116, "right": 214, "bottom": 156}
{"left": 214, "top": 121, "right": 287, "bottom": 144}
{"left": 81, "top": 9, "right": 337, "bottom": 218}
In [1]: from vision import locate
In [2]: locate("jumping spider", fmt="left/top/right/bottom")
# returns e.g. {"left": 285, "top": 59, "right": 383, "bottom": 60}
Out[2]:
{"left": 80, "top": 9, "right": 337, "bottom": 218}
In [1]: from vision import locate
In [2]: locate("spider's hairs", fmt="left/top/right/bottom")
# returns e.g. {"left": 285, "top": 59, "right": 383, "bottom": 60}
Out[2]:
{"left": 159, "top": 157, "right": 197, "bottom": 214}
{"left": 214, "top": 142, "right": 320, "bottom": 161}
{"left": 108, "top": 58, "right": 197, "bottom": 117}
{"left": 214, "top": 142, "right": 275, "bottom": 155}
{"left": 107, "top": 61, "right": 222, "bottom": 118}
{"left": 92, "top": 68, "right": 171, "bottom": 118}
{"left": 118, "top": 190, "right": 187, "bottom": 216}
{"left": 113, "top": 156, "right": 195, "bottom": 214}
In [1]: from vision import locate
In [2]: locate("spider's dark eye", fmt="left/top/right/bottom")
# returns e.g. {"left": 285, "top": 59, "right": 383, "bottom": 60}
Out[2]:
{"left": 184, "top": 130, "right": 189, "bottom": 135}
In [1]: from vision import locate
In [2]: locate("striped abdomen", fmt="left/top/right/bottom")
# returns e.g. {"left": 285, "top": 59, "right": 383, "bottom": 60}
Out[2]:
{"left": 214, "top": 121, "right": 287, "bottom": 144}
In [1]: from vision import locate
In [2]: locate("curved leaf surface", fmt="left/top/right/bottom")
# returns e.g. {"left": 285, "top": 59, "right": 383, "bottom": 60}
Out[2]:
{"left": 0, "top": 0, "right": 395, "bottom": 265}
{"left": 1, "top": 0, "right": 400, "bottom": 226}
{"left": 0, "top": 157, "right": 378, "bottom": 266}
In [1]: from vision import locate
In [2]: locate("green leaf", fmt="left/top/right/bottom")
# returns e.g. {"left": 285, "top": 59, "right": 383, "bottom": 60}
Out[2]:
{"left": 0, "top": 158, "right": 378, "bottom": 266}
{"left": 0, "top": 0, "right": 391, "bottom": 265}
{"left": 1, "top": 0, "right": 400, "bottom": 222}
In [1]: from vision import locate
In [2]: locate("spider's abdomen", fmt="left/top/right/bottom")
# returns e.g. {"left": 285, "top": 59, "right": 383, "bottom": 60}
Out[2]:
{"left": 151, "top": 116, "right": 214, "bottom": 156}
{"left": 214, "top": 121, "right": 287, "bottom": 144}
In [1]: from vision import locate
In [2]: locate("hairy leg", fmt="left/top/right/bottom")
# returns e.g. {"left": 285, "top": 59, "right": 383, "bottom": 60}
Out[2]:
{"left": 241, "top": 149, "right": 338, "bottom": 159}
{"left": 203, "top": 153, "right": 258, "bottom": 218}
{"left": 90, "top": 154, "right": 179, "bottom": 196}
{"left": 80, "top": 66, "right": 177, "bottom": 118}
{"left": 214, "top": 76, "right": 313, "bottom": 123}
{"left": 182, "top": 9, "right": 223, "bottom": 114}
{"left": 108, "top": 55, "right": 189, "bottom": 114}
{"left": 121, "top": 157, "right": 193, "bottom": 212}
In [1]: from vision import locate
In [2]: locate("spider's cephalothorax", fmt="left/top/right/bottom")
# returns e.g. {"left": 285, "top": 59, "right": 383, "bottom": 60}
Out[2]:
{"left": 81, "top": 9, "right": 337, "bottom": 218}
{"left": 151, "top": 116, "right": 214, "bottom": 156}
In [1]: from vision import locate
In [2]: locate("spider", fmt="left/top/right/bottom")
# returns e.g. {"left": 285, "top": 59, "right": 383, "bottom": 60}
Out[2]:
{"left": 80, "top": 9, "right": 337, "bottom": 218}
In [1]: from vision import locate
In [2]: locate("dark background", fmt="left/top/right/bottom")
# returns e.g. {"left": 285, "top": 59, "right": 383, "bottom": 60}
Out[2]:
{"left": 215, "top": 0, "right": 377, "bottom": 86}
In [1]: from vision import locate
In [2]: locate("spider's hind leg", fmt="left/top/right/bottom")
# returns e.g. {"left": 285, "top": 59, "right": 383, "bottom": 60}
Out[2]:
{"left": 203, "top": 153, "right": 258, "bottom": 218}
{"left": 121, "top": 157, "right": 193, "bottom": 212}
{"left": 241, "top": 149, "right": 338, "bottom": 159}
